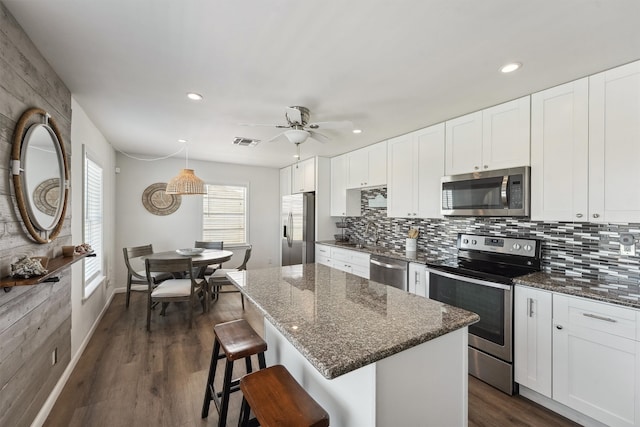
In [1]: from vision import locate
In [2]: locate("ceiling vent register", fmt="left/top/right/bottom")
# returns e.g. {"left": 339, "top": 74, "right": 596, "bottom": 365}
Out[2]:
{"left": 233, "top": 137, "right": 260, "bottom": 147}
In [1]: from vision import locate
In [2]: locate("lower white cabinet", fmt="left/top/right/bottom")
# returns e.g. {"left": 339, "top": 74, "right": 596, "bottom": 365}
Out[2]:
{"left": 315, "top": 244, "right": 332, "bottom": 267}
{"left": 331, "top": 247, "right": 370, "bottom": 279}
{"left": 408, "top": 263, "right": 428, "bottom": 297}
{"left": 514, "top": 286, "right": 552, "bottom": 397}
{"left": 553, "top": 294, "right": 640, "bottom": 427}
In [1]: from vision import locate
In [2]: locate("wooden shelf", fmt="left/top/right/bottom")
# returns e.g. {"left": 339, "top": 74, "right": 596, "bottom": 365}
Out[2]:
{"left": 0, "top": 252, "right": 96, "bottom": 288}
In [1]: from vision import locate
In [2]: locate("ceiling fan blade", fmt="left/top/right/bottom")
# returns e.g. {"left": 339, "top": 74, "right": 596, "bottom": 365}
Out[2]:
{"left": 285, "top": 107, "right": 303, "bottom": 125}
{"left": 308, "top": 130, "right": 330, "bottom": 144}
{"left": 238, "top": 123, "right": 289, "bottom": 128}
{"left": 307, "top": 120, "right": 354, "bottom": 130}
{"left": 266, "top": 131, "right": 288, "bottom": 143}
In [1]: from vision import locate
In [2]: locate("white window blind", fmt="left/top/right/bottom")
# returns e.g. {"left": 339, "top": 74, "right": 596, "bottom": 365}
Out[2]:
{"left": 84, "top": 155, "right": 103, "bottom": 287}
{"left": 202, "top": 184, "right": 247, "bottom": 244}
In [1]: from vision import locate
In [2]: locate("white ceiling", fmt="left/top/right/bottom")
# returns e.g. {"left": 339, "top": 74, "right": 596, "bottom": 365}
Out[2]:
{"left": 4, "top": 0, "right": 640, "bottom": 168}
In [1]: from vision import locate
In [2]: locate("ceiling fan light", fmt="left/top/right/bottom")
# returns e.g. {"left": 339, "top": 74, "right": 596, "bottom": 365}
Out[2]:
{"left": 285, "top": 129, "right": 310, "bottom": 144}
{"left": 166, "top": 169, "right": 206, "bottom": 195}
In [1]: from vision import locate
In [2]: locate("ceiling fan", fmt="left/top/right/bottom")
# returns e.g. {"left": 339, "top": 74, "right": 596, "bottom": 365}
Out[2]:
{"left": 241, "top": 106, "right": 353, "bottom": 144}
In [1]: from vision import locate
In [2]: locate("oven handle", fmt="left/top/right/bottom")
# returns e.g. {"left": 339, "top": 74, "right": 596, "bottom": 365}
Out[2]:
{"left": 427, "top": 268, "right": 512, "bottom": 291}
{"left": 500, "top": 175, "right": 509, "bottom": 208}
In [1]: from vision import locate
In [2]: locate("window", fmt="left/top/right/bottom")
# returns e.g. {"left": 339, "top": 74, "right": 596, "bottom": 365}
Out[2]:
{"left": 84, "top": 149, "right": 104, "bottom": 296}
{"left": 203, "top": 184, "right": 247, "bottom": 244}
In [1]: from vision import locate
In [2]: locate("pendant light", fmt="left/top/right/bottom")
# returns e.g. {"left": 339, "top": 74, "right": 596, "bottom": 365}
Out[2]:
{"left": 165, "top": 141, "right": 206, "bottom": 195}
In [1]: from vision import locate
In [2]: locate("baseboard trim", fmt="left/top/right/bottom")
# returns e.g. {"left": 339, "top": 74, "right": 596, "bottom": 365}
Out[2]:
{"left": 30, "top": 289, "right": 116, "bottom": 427}
{"left": 519, "top": 386, "right": 608, "bottom": 427}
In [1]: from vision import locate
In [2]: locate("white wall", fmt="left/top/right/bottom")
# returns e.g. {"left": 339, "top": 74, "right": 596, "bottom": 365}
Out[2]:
{"left": 114, "top": 153, "right": 280, "bottom": 288}
{"left": 70, "top": 98, "right": 117, "bottom": 356}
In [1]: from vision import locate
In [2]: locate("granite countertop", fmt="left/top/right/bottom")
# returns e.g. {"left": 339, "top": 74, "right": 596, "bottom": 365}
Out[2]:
{"left": 515, "top": 272, "right": 640, "bottom": 310}
{"left": 316, "top": 240, "right": 449, "bottom": 264}
{"left": 227, "top": 264, "right": 479, "bottom": 379}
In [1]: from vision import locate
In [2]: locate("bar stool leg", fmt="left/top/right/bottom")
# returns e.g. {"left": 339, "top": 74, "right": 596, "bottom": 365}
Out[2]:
{"left": 218, "top": 359, "right": 235, "bottom": 427}
{"left": 238, "top": 397, "right": 251, "bottom": 427}
{"left": 202, "top": 339, "right": 221, "bottom": 418}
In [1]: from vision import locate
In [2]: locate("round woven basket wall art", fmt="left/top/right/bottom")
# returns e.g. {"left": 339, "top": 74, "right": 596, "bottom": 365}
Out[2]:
{"left": 33, "top": 178, "right": 60, "bottom": 216}
{"left": 142, "top": 182, "right": 181, "bottom": 216}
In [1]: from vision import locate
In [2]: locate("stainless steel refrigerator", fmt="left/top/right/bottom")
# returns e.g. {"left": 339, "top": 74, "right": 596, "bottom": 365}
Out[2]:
{"left": 281, "top": 192, "right": 315, "bottom": 266}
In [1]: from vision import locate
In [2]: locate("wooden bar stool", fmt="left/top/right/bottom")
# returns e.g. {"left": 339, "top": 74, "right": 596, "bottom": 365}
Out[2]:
{"left": 202, "top": 319, "right": 267, "bottom": 427}
{"left": 238, "top": 365, "right": 330, "bottom": 427}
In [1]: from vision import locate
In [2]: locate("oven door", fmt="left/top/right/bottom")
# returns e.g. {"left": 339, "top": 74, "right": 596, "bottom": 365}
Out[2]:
{"left": 427, "top": 268, "right": 513, "bottom": 362}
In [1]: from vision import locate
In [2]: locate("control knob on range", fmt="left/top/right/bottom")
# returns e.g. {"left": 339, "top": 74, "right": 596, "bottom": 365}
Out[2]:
{"left": 471, "top": 240, "right": 477, "bottom": 245}
{"left": 524, "top": 244, "right": 533, "bottom": 252}
{"left": 463, "top": 239, "right": 469, "bottom": 244}
{"left": 513, "top": 243, "right": 521, "bottom": 250}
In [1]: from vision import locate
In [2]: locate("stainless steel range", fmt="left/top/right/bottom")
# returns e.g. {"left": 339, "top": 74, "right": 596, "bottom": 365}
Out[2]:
{"left": 426, "top": 233, "right": 541, "bottom": 395}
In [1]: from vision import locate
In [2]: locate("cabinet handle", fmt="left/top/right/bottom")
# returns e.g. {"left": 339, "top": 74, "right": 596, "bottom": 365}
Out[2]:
{"left": 583, "top": 312, "right": 616, "bottom": 323}
{"left": 483, "top": 165, "right": 488, "bottom": 169}
{"left": 415, "top": 271, "right": 419, "bottom": 284}
{"left": 576, "top": 213, "right": 583, "bottom": 218}
{"left": 528, "top": 298, "right": 534, "bottom": 317}
{"left": 556, "top": 325, "right": 563, "bottom": 330}
{"left": 593, "top": 213, "right": 600, "bottom": 218}
{"left": 474, "top": 166, "right": 479, "bottom": 170}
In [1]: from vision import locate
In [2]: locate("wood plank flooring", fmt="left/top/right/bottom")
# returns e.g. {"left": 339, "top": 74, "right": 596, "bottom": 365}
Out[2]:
{"left": 45, "top": 292, "right": 579, "bottom": 427}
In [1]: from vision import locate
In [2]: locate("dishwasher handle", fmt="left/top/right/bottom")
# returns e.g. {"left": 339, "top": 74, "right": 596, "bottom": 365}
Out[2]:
{"left": 370, "top": 258, "right": 407, "bottom": 270}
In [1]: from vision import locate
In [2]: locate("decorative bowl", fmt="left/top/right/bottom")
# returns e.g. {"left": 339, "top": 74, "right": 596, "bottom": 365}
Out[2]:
{"left": 176, "top": 248, "right": 205, "bottom": 256}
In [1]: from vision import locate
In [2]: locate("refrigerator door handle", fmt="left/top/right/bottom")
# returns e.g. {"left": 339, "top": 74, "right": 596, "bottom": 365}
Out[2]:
{"left": 288, "top": 212, "right": 293, "bottom": 246}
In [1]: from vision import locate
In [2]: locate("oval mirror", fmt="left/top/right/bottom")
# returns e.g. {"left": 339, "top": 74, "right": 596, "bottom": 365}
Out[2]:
{"left": 12, "top": 108, "right": 69, "bottom": 244}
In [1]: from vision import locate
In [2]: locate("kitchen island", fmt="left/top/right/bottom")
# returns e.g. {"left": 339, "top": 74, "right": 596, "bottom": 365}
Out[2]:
{"left": 227, "top": 263, "right": 479, "bottom": 427}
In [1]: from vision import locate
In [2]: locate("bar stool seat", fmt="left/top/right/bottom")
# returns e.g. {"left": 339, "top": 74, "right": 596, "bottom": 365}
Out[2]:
{"left": 202, "top": 319, "right": 267, "bottom": 427}
{"left": 239, "top": 364, "right": 330, "bottom": 427}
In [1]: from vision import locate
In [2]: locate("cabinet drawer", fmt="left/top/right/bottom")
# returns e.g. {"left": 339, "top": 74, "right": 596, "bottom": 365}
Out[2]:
{"left": 316, "top": 254, "right": 331, "bottom": 267}
{"left": 350, "top": 252, "right": 370, "bottom": 268}
{"left": 554, "top": 294, "right": 638, "bottom": 340}
{"left": 316, "top": 244, "right": 331, "bottom": 256}
{"left": 331, "top": 248, "right": 352, "bottom": 263}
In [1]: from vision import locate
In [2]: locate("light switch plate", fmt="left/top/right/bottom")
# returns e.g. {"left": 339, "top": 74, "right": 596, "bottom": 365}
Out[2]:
{"left": 620, "top": 233, "right": 636, "bottom": 256}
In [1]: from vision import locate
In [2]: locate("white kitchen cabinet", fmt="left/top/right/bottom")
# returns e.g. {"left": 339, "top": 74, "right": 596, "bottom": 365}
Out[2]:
{"left": 553, "top": 294, "right": 640, "bottom": 427}
{"left": 531, "top": 78, "right": 589, "bottom": 222}
{"left": 408, "top": 262, "right": 428, "bottom": 297}
{"left": 330, "top": 154, "right": 361, "bottom": 217}
{"left": 589, "top": 60, "right": 640, "bottom": 223}
{"left": 292, "top": 157, "right": 315, "bottom": 193}
{"left": 514, "top": 286, "right": 552, "bottom": 398}
{"left": 315, "top": 244, "right": 332, "bottom": 267}
{"left": 330, "top": 247, "right": 370, "bottom": 279}
{"left": 445, "top": 96, "right": 530, "bottom": 175}
{"left": 347, "top": 141, "right": 387, "bottom": 189}
{"left": 387, "top": 123, "right": 445, "bottom": 219}
{"left": 280, "top": 166, "right": 292, "bottom": 197}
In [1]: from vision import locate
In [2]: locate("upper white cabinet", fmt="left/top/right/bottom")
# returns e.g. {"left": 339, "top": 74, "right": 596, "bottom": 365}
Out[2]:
{"left": 589, "top": 61, "right": 640, "bottom": 223}
{"left": 347, "top": 141, "right": 387, "bottom": 189}
{"left": 445, "top": 96, "right": 530, "bottom": 175}
{"left": 330, "top": 154, "right": 361, "bottom": 217}
{"left": 387, "top": 124, "right": 445, "bottom": 218}
{"left": 514, "top": 286, "right": 552, "bottom": 398}
{"left": 280, "top": 166, "right": 292, "bottom": 197}
{"left": 531, "top": 78, "right": 589, "bottom": 222}
{"left": 553, "top": 294, "right": 640, "bottom": 427}
{"left": 292, "top": 157, "right": 315, "bottom": 193}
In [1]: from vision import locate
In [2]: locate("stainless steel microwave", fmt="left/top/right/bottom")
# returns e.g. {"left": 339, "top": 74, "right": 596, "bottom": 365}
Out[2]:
{"left": 441, "top": 166, "right": 530, "bottom": 217}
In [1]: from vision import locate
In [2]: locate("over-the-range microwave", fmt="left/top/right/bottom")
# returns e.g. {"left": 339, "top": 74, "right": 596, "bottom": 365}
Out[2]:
{"left": 441, "top": 166, "right": 530, "bottom": 217}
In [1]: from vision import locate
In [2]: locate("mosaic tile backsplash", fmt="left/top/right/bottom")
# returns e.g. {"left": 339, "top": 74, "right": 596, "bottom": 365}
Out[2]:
{"left": 341, "top": 188, "right": 640, "bottom": 288}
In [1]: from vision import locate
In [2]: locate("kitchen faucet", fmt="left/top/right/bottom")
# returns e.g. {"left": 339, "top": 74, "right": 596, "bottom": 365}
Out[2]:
{"left": 365, "top": 220, "right": 379, "bottom": 246}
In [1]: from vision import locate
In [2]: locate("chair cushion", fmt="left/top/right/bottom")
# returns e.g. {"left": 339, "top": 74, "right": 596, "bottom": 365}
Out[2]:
{"left": 136, "top": 270, "right": 173, "bottom": 283}
{"left": 151, "top": 279, "right": 194, "bottom": 298}
{"left": 210, "top": 268, "right": 239, "bottom": 278}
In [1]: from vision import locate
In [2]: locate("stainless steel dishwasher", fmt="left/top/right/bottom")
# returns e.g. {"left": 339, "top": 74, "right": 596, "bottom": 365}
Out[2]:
{"left": 369, "top": 254, "right": 408, "bottom": 291}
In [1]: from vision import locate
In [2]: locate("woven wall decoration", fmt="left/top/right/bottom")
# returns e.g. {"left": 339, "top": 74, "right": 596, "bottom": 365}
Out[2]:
{"left": 142, "top": 182, "right": 181, "bottom": 216}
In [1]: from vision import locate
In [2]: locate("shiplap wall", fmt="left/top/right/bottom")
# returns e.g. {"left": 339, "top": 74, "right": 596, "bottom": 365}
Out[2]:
{"left": 0, "top": 4, "right": 73, "bottom": 426}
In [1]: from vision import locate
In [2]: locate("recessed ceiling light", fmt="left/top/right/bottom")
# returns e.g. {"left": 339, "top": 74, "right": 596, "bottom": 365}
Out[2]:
{"left": 186, "top": 92, "right": 203, "bottom": 101}
{"left": 500, "top": 62, "right": 522, "bottom": 73}
{"left": 352, "top": 129, "right": 362, "bottom": 134}
{"left": 178, "top": 139, "right": 187, "bottom": 143}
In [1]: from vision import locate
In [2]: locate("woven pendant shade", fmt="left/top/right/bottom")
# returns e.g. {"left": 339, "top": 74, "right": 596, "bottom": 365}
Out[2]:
{"left": 165, "top": 168, "right": 206, "bottom": 195}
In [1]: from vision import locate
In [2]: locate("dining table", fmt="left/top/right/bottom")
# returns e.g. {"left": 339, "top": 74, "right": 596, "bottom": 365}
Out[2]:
{"left": 143, "top": 249, "right": 234, "bottom": 310}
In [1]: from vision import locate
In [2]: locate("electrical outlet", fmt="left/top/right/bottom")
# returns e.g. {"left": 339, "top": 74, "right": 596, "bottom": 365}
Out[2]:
{"left": 620, "top": 233, "right": 636, "bottom": 256}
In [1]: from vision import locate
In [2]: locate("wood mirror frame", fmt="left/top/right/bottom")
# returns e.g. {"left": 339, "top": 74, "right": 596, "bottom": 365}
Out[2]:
{"left": 11, "top": 107, "right": 69, "bottom": 244}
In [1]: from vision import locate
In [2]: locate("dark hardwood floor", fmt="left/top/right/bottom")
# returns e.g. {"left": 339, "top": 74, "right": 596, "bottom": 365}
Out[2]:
{"left": 45, "top": 292, "right": 579, "bottom": 427}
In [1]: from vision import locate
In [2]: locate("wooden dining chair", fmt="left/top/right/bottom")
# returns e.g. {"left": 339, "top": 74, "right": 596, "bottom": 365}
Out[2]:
{"left": 208, "top": 245, "right": 251, "bottom": 310}
{"left": 194, "top": 241, "right": 224, "bottom": 276}
{"left": 145, "top": 257, "right": 207, "bottom": 331}
{"left": 123, "top": 244, "right": 173, "bottom": 308}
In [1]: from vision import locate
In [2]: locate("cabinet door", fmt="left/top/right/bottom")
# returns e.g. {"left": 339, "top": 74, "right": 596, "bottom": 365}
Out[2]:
{"left": 416, "top": 123, "right": 445, "bottom": 218}
{"left": 531, "top": 79, "right": 589, "bottom": 222}
{"left": 445, "top": 111, "right": 483, "bottom": 175}
{"left": 553, "top": 294, "right": 640, "bottom": 427}
{"left": 514, "top": 286, "right": 552, "bottom": 398}
{"left": 408, "top": 263, "right": 427, "bottom": 297}
{"left": 280, "top": 166, "right": 292, "bottom": 197}
{"left": 387, "top": 134, "right": 416, "bottom": 218}
{"left": 347, "top": 148, "right": 368, "bottom": 188}
{"left": 292, "top": 158, "right": 315, "bottom": 193}
{"left": 331, "top": 155, "right": 361, "bottom": 217}
{"left": 482, "top": 96, "right": 531, "bottom": 170}
{"left": 589, "top": 60, "right": 640, "bottom": 223}
{"left": 367, "top": 141, "right": 387, "bottom": 187}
